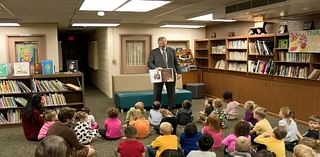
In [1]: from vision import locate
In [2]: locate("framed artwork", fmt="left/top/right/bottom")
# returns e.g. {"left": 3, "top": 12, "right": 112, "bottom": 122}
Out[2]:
{"left": 15, "top": 42, "right": 38, "bottom": 65}
{"left": 278, "top": 39, "right": 289, "bottom": 48}
{"left": 303, "top": 21, "right": 313, "bottom": 30}
{"left": 13, "top": 62, "right": 30, "bottom": 76}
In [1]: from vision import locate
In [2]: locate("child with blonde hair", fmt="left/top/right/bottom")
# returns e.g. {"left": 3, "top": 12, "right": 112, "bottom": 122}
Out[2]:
{"left": 148, "top": 122, "right": 178, "bottom": 157}
{"left": 99, "top": 107, "right": 122, "bottom": 139}
{"left": 201, "top": 113, "right": 223, "bottom": 149}
{"left": 229, "top": 136, "right": 252, "bottom": 157}
{"left": 243, "top": 100, "right": 258, "bottom": 126}
{"left": 129, "top": 109, "right": 150, "bottom": 138}
{"left": 154, "top": 109, "right": 177, "bottom": 135}
{"left": 125, "top": 101, "right": 146, "bottom": 124}
{"left": 278, "top": 107, "right": 301, "bottom": 151}
{"left": 293, "top": 144, "right": 316, "bottom": 157}
{"left": 254, "top": 126, "right": 287, "bottom": 157}
{"left": 38, "top": 110, "right": 58, "bottom": 140}
{"left": 198, "top": 98, "right": 214, "bottom": 122}
{"left": 251, "top": 107, "right": 273, "bottom": 141}
{"left": 212, "top": 99, "right": 228, "bottom": 128}
{"left": 74, "top": 111, "right": 99, "bottom": 144}
{"left": 223, "top": 91, "right": 239, "bottom": 120}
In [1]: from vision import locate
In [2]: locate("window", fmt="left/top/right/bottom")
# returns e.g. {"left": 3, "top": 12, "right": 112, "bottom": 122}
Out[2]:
{"left": 121, "top": 35, "right": 151, "bottom": 74}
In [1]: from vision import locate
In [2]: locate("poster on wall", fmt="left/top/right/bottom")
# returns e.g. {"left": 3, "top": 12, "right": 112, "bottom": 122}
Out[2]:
{"left": 289, "top": 30, "right": 320, "bottom": 53}
{"left": 15, "top": 42, "right": 38, "bottom": 65}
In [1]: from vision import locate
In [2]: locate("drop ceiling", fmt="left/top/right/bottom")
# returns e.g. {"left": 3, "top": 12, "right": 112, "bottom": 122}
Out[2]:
{"left": 0, "top": 0, "right": 319, "bottom": 30}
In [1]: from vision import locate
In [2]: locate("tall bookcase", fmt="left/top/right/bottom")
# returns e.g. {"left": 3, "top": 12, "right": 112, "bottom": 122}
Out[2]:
{"left": 0, "top": 72, "right": 84, "bottom": 126}
{"left": 226, "top": 36, "right": 248, "bottom": 72}
{"left": 194, "top": 39, "right": 209, "bottom": 68}
{"left": 209, "top": 39, "right": 226, "bottom": 69}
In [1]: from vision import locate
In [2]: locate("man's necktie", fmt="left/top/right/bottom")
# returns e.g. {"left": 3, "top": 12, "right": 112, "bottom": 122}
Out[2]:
{"left": 162, "top": 49, "right": 167, "bottom": 67}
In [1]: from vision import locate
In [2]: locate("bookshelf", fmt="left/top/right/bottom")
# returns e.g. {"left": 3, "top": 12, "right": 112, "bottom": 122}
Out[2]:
{"left": 194, "top": 39, "right": 209, "bottom": 68}
{"left": 0, "top": 72, "right": 84, "bottom": 126}
{"left": 209, "top": 39, "right": 227, "bottom": 69}
{"left": 226, "top": 36, "right": 248, "bottom": 72}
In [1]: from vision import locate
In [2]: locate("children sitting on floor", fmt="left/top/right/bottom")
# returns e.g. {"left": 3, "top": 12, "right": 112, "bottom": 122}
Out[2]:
{"left": 223, "top": 91, "right": 239, "bottom": 120}
{"left": 293, "top": 144, "right": 317, "bottom": 157}
{"left": 74, "top": 111, "right": 99, "bottom": 144}
{"left": 117, "top": 126, "right": 145, "bottom": 157}
{"left": 212, "top": 99, "right": 228, "bottom": 128}
{"left": 201, "top": 113, "right": 223, "bottom": 149}
{"left": 125, "top": 101, "right": 146, "bottom": 125}
{"left": 148, "top": 101, "right": 163, "bottom": 127}
{"left": 176, "top": 100, "right": 193, "bottom": 125}
{"left": 198, "top": 98, "right": 214, "bottom": 122}
{"left": 228, "top": 136, "right": 252, "bottom": 157}
{"left": 129, "top": 109, "right": 150, "bottom": 138}
{"left": 80, "top": 106, "right": 99, "bottom": 129}
{"left": 186, "top": 135, "right": 216, "bottom": 157}
{"left": 243, "top": 100, "right": 258, "bottom": 127}
{"left": 302, "top": 115, "right": 320, "bottom": 139}
{"left": 179, "top": 123, "right": 202, "bottom": 156}
{"left": 38, "top": 110, "right": 58, "bottom": 140}
{"left": 99, "top": 107, "right": 122, "bottom": 140}
{"left": 278, "top": 107, "right": 301, "bottom": 151}
{"left": 154, "top": 109, "right": 177, "bottom": 135}
{"left": 222, "top": 121, "right": 251, "bottom": 155}
{"left": 148, "top": 122, "right": 178, "bottom": 157}
{"left": 254, "top": 126, "right": 287, "bottom": 157}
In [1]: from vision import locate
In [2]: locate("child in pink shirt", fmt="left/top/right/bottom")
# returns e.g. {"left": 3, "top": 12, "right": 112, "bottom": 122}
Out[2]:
{"left": 38, "top": 110, "right": 58, "bottom": 140}
{"left": 222, "top": 121, "right": 251, "bottom": 154}
{"left": 223, "top": 91, "right": 239, "bottom": 120}
{"left": 99, "top": 107, "right": 122, "bottom": 139}
{"left": 201, "top": 113, "right": 223, "bottom": 149}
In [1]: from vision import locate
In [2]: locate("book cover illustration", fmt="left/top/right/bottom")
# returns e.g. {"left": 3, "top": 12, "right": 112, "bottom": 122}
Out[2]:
{"left": 66, "top": 60, "right": 78, "bottom": 72}
{"left": 13, "top": 62, "right": 30, "bottom": 76}
{"left": 42, "top": 60, "right": 54, "bottom": 75}
{"left": 278, "top": 39, "right": 289, "bottom": 48}
{"left": 15, "top": 43, "right": 37, "bottom": 65}
{"left": 0, "top": 64, "right": 7, "bottom": 77}
{"left": 149, "top": 68, "right": 174, "bottom": 83}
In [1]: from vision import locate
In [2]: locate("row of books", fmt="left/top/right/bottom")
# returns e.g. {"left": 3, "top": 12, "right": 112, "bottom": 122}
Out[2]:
{"left": 228, "top": 62, "right": 247, "bottom": 72}
{"left": 275, "top": 65, "right": 309, "bottom": 78}
{"left": 308, "top": 69, "right": 320, "bottom": 80}
{"left": 0, "top": 110, "right": 21, "bottom": 124}
{"left": 228, "top": 40, "right": 247, "bottom": 49}
{"left": 277, "top": 51, "right": 311, "bottom": 62}
{"left": 248, "top": 60, "right": 275, "bottom": 75}
{"left": 229, "top": 51, "right": 247, "bottom": 60}
{"left": 248, "top": 40, "right": 273, "bottom": 56}
{"left": 211, "top": 45, "right": 226, "bottom": 54}
{"left": 42, "top": 93, "right": 67, "bottom": 106}
{"left": 0, "top": 60, "right": 54, "bottom": 77}
{"left": 214, "top": 60, "right": 227, "bottom": 69}
{"left": 0, "top": 80, "right": 31, "bottom": 94}
{"left": 31, "top": 79, "right": 68, "bottom": 92}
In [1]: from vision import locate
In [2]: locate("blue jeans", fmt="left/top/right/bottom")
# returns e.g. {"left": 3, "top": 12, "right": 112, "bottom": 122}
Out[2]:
{"left": 146, "top": 145, "right": 157, "bottom": 157}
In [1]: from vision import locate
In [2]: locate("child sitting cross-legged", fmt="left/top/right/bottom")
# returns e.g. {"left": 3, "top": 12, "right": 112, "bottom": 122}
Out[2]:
{"left": 176, "top": 100, "right": 193, "bottom": 125}
{"left": 212, "top": 99, "right": 228, "bottom": 128}
{"left": 148, "top": 101, "right": 163, "bottom": 127}
{"left": 80, "top": 106, "right": 99, "bottom": 129}
{"left": 222, "top": 91, "right": 239, "bottom": 120}
{"left": 243, "top": 100, "right": 258, "bottom": 127}
{"left": 154, "top": 109, "right": 177, "bottom": 135}
{"left": 229, "top": 136, "right": 252, "bottom": 157}
{"left": 73, "top": 111, "right": 99, "bottom": 144}
{"left": 37, "top": 110, "right": 58, "bottom": 140}
{"left": 147, "top": 122, "right": 178, "bottom": 157}
{"left": 125, "top": 101, "right": 147, "bottom": 125}
{"left": 117, "top": 126, "right": 145, "bottom": 157}
{"left": 250, "top": 107, "right": 273, "bottom": 141}
{"left": 99, "top": 107, "right": 122, "bottom": 140}
{"left": 201, "top": 113, "right": 223, "bottom": 150}
{"left": 179, "top": 123, "right": 202, "bottom": 156}
{"left": 302, "top": 115, "right": 320, "bottom": 139}
{"left": 198, "top": 98, "right": 214, "bottom": 122}
{"left": 187, "top": 135, "right": 216, "bottom": 157}
{"left": 129, "top": 109, "right": 150, "bottom": 139}
{"left": 254, "top": 126, "right": 287, "bottom": 157}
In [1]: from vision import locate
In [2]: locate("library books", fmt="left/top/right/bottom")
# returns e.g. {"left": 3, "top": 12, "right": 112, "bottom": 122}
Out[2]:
{"left": 214, "top": 60, "right": 227, "bottom": 69}
{"left": 0, "top": 64, "right": 7, "bottom": 77}
{"left": 149, "top": 68, "right": 174, "bottom": 83}
{"left": 308, "top": 69, "right": 320, "bottom": 80}
{"left": 229, "top": 51, "right": 247, "bottom": 60}
{"left": 42, "top": 60, "right": 54, "bottom": 75}
{"left": 276, "top": 65, "right": 308, "bottom": 78}
{"left": 31, "top": 79, "right": 68, "bottom": 92}
{"left": 65, "top": 83, "right": 82, "bottom": 91}
{"left": 13, "top": 62, "right": 30, "bottom": 76}
{"left": 212, "top": 45, "right": 226, "bottom": 54}
{"left": 278, "top": 52, "right": 311, "bottom": 62}
{"left": 248, "top": 40, "right": 273, "bottom": 55}
{"left": 0, "top": 80, "right": 31, "bottom": 93}
{"left": 228, "top": 40, "right": 247, "bottom": 49}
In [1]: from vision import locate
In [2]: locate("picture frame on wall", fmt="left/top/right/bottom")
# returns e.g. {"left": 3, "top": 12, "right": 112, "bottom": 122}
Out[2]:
{"left": 303, "top": 21, "right": 313, "bottom": 30}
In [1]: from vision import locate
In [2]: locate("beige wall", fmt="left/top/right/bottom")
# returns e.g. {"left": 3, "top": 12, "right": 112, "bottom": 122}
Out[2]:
{"left": 90, "top": 24, "right": 205, "bottom": 97}
{"left": 206, "top": 22, "right": 254, "bottom": 38}
{"left": 0, "top": 24, "right": 59, "bottom": 71}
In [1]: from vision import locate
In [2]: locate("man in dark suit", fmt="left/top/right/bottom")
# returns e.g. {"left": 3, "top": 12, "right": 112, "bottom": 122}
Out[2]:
{"left": 148, "top": 36, "right": 182, "bottom": 111}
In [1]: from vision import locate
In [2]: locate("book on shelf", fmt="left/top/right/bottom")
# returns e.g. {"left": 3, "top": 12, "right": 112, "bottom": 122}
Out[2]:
{"left": 278, "top": 39, "right": 289, "bottom": 48}
{"left": 66, "top": 60, "right": 79, "bottom": 72}
{"left": 42, "top": 60, "right": 54, "bottom": 75}
{"left": 308, "top": 69, "right": 320, "bottom": 80}
{"left": 0, "top": 64, "right": 7, "bottom": 77}
{"left": 65, "top": 83, "right": 82, "bottom": 91}
{"left": 14, "top": 97, "right": 28, "bottom": 107}
{"left": 214, "top": 60, "right": 227, "bottom": 69}
{"left": 13, "top": 62, "right": 30, "bottom": 76}
{"left": 248, "top": 60, "right": 256, "bottom": 72}
{"left": 149, "top": 68, "right": 174, "bottom": 83}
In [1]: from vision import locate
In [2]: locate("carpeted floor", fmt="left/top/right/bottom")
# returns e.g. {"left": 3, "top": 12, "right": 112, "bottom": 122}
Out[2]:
{"left": 0, "top": 84, "right": 307, "bottom": 157}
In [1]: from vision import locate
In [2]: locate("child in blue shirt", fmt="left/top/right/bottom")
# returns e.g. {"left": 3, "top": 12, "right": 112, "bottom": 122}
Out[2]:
{"left": 180, "top": 123, "right": 202, "bottom": 156}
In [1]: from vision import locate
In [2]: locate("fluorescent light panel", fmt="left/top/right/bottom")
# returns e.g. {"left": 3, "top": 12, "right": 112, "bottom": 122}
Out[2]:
{"left": 116, "top": 0, "right": 170, "bottom": 12}
{"left": 0, "top": 23, "right": 20, "bottom": 26}
{"left": 160, "top": 24, "right": 205, "bottom": 29}
{"left": 79, "top": 0, "right": 127, "bottom": 11}
{"left": 72, "top": 23, "right": 119, "bottom": 27}
{"left": 187, "top": 13, "right": 213, "bottom": 21}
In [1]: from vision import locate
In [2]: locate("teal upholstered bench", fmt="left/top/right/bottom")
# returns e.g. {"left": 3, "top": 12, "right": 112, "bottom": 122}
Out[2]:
{"left": 114, "top": 89, "right": 192, "bottom": 109}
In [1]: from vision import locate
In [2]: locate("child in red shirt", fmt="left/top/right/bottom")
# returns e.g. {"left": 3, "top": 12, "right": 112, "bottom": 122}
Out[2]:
{"left": 117, "top": 126, "right": 145, "bottom": 157}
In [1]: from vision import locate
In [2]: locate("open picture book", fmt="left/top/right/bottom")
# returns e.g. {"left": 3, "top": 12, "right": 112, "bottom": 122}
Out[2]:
{"left": 149, "top": 68, "right": 174, "bottom": 83}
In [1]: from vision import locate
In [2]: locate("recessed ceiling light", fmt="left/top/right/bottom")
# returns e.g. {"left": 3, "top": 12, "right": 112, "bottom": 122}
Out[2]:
{"left": 116, "top": 0, "right": 171, "bottom": 12}
{"left": 80, "top": 0, "right": 127, "bottom": 11}
{"left": 72, "top": 19, "right": 120, "bottom": 27}
{"left": 212, "top": 19, "right": 237, "bottom": 22}
{"left": 0, "top": 23, "right": 20, "bottom": 26}
{"left": 160, "top": 24, "right": 205, "bottom": 29}
{"left": 97, "top": 11, "right": 105, "bottom": 16}
{"left": 187, "top": 13, "right": 213, "bottom": 21}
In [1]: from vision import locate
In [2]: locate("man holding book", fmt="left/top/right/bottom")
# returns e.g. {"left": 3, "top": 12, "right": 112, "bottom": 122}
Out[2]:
{"left": 148, "top": 36, "right": 182, "bottom": 112}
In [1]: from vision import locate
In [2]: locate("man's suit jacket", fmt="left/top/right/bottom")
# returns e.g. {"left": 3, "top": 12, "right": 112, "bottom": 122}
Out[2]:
{"left": 148, "top": 47, "right": 181, "bottom": 74}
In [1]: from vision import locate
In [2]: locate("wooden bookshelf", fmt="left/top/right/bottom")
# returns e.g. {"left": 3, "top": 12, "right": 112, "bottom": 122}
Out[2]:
{"left": 0, "top": 72, "right": 84, "bottom": 126}
{"left": 194, "top": 39, "right": 209, "bottom": 68}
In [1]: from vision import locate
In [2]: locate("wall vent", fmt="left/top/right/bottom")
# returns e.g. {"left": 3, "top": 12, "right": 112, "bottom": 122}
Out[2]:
{"left": 226, "top": 0, "right": 287, "bottom": 14}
